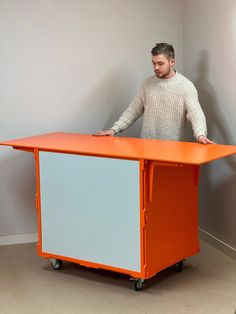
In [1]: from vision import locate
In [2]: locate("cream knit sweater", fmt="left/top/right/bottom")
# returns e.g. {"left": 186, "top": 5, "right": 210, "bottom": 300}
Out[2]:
{"left": 111, "top": 72, "right": 207, "bottom": 141}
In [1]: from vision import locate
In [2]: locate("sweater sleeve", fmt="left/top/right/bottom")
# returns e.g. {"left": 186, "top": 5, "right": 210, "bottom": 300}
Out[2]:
{"left": 184, "top": 83, "right": 207, "bottom": 140}
{"left": 110, "top": 85, "right": 145, "bottom": 134}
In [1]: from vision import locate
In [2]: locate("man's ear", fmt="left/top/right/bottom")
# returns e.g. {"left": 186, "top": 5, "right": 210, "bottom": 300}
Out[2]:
{"left": 170, "top": 58, "right": 176, "bottom": 66}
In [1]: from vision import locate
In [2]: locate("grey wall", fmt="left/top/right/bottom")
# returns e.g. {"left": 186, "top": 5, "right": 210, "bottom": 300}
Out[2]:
{"left": 0, "top": 0, "right": 183, "bottom": 240}
{"left": 183, "top": 0, "right": 236, "bottom": 249}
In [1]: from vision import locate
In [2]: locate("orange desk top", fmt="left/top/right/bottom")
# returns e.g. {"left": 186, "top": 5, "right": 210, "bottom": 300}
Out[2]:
{"left": 1, "top": 132, "right": 236, "bottom": 165}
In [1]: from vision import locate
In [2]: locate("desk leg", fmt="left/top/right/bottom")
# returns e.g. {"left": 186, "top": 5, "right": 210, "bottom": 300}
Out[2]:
{"left": 34, "top": 149, "right": 42, "bottom": 256}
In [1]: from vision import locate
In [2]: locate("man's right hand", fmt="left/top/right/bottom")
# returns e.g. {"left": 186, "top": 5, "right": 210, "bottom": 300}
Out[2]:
{"left": 93, "top": 129, "right": 116, "bottom": 136}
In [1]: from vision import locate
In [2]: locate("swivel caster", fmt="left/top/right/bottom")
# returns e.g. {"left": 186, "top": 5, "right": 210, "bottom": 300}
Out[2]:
{"left": 50, "top": 258, "right": 63, "bottom": 270}
{"left": 133, "top": 278, "right": 144, "bottom": 291}
{"left": 175, "top": 260, "right": 184, "bottom": 272}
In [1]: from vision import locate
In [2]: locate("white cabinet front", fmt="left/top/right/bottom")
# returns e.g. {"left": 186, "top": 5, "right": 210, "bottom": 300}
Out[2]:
{"left": 39, "top": 152, "right": 141, "bottom": 272}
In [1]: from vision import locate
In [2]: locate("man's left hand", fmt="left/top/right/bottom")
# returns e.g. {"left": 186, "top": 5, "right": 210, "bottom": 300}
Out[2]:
{"left": 198, "top": 135, "right": 216, "bottom": 145}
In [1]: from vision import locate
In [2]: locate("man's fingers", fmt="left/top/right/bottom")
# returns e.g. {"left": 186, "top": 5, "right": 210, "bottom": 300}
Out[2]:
{"left": 93, "top": 132, "right": 110, "bottom": 136}
{"left": 204, "top": 137, "right": 216, "bottom": 144}
{"left": 93, "top": 132, "right": 107, "bottom": 136}
{"left": 198, "top": 136, "right": 216, "bottom": 145}
{"left": 206, "top": 139, "right": 216, "bottom": 144}
{"left": 93, "top": 130, "right": 115, "bottom": 136}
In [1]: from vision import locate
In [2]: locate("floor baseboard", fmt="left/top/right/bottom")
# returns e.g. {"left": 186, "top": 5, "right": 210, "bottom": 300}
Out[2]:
{"left": 0, "top": 233, "right": 37, "bottom": 245}
{"left": 199, "top": 228, "right": 236, "bottom": 261}
{"left": 1, "top": 230, "right": 235, "bottom": 263}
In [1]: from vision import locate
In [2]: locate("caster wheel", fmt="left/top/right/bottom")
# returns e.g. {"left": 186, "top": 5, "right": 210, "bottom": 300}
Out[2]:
{"left": 133, "top": 279, "right": 144, "bottom": 291}
{"left": 175, "top": 260, "right": 184, "bottom": 272}
{"left": 50, "top": 258, "right": 63, "bottom": 270}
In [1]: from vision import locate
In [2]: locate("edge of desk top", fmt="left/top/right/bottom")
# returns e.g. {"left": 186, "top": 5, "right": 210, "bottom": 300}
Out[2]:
{"left": 1, "top": 132, "right": 236, "bottom": 165}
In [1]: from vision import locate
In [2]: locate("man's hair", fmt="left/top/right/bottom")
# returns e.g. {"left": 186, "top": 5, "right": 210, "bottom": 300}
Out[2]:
{"left": 151, "top": 43, "right": 175, "bottom": 59}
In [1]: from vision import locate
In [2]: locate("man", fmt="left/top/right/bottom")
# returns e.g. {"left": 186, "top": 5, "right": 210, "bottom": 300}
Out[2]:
{"left": 95, "top": 43, "right": 214, "bottom": 144}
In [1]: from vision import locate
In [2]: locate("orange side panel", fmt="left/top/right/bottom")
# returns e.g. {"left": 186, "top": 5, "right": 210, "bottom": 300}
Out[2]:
{"left": 144, "top": 163, "right": 200, "bottom": 278}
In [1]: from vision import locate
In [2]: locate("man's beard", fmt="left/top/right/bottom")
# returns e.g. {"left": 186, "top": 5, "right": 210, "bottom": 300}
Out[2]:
{"left": 155, "top": 68, "right": 171, "bottom": 79}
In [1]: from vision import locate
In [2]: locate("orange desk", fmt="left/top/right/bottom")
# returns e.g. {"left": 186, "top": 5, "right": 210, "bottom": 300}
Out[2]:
{"left": 1, "top": 132, "right": 236, "bottom": 290}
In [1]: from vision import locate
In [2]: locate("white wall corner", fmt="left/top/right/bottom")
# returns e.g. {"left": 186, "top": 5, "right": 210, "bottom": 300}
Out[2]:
{"left": 199, "top": 228, "right": 236, "bottom": 262}
{"left": 0, "top": 233, "right": 38, "bottom": 246}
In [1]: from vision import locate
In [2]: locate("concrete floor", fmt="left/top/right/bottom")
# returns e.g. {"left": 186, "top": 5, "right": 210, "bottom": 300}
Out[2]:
{"left": 0, "top": 241, "right": 236, "bottom": 314}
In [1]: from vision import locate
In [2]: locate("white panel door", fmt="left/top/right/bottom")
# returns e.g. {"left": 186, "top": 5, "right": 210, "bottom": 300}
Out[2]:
{"left": 39, "top": 152, "right": 141, "bottom": 272}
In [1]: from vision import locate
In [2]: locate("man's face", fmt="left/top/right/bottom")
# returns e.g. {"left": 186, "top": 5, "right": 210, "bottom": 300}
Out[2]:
{"left": 152, "top": 54, "right": 175, "bottom": 79}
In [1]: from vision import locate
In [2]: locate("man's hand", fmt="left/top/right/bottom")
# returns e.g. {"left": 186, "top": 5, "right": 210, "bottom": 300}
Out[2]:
{"left": 198, "top": 135, "right": 215, "bottom": 145}
{"left": 93, "top": 129, "right": 116, "bottom": 136}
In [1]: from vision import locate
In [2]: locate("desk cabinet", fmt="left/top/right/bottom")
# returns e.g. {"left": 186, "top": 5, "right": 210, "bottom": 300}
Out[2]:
{"left": 1, "top": 133, "right": 236, "bottom": 290}
{"left": 38, "top": 151, "right": 199, "bottom": 290}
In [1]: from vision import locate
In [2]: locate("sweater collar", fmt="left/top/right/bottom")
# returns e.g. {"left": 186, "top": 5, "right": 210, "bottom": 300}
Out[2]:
{"left": 154, "top": 71, "right": 182, "bottom": 86}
